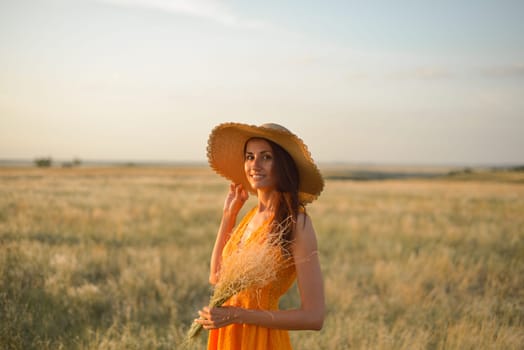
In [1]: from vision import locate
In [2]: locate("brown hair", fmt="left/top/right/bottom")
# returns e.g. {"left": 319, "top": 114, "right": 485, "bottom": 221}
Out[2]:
{"left": 245, "top": 138, "right": 304, "bottom": 246}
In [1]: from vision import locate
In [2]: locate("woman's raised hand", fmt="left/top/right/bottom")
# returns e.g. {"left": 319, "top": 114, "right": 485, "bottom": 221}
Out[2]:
{"left": 223, "top": 183, "right": 248, "bottom": 217}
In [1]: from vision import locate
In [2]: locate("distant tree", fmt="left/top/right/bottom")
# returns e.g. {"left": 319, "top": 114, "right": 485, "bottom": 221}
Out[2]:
{"left": 72, "top": 158, "right": 82, "bottom": 167}
{"left": 34, "top": 157, "right": 52, "bottom": 167}
{"left": 62, "top": 158, "right": 82, "bottom": 168}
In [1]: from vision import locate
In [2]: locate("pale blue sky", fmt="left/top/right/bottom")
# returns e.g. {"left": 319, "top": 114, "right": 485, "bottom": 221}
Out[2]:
{"left": 1, "top": 0, "right": 523, "bottom": 165}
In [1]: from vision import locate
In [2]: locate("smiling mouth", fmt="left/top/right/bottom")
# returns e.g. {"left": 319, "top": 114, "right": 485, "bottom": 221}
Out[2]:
{"left": 250, "top": 174, "right": 264, "bottom": 180}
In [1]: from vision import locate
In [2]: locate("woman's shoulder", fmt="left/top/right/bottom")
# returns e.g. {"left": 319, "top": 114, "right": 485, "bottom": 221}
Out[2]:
{"left": 292, "top": 211, "right": 318, "bottom": 254}
{"left": 295, "top": 211, "right": 314, "bottom": 234}
{"left": 297, "top": 210, "right": 308, "bottom": 221}
{"left": 297, "top": 206, "right": 312, "bottom": 221}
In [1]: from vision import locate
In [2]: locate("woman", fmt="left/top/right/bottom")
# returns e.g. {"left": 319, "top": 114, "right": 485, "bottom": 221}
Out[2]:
{"left": 196, "top": 122, "right": 325, "bottom": 349}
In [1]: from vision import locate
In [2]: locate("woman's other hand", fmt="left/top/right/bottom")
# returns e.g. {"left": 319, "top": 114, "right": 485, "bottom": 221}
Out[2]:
{"left": 195, "top": 306, "right": 241, "bottom": 330}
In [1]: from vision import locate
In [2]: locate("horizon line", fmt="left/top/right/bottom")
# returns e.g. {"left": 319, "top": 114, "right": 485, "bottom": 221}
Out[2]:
{"left": 0, "top": 158, "right": 522, "bottom": 169}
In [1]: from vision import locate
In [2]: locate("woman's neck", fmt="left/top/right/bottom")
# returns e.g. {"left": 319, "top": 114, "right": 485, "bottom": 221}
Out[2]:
{"left": 256, "top": 189, "right": 277, "bottom": 214}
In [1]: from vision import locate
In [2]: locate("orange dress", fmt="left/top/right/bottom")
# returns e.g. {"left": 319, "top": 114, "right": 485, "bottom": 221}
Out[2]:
{"left": 207, "top": 207, "right": 297, "bottom": 350}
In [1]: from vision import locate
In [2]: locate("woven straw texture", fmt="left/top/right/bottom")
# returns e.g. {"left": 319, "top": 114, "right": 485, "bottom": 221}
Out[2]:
{"left": 207, "top": 122, "right": 324, "bottom": 204}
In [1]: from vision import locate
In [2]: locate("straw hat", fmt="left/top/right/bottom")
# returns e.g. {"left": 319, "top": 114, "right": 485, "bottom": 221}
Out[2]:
{"left": 207, "top": 122, "right": 324, "bottom": 204}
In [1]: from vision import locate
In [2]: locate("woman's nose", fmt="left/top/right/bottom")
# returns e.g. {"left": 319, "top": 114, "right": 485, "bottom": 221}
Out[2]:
{"left": 252, "top": 156, "right": 262, "bottom": 168}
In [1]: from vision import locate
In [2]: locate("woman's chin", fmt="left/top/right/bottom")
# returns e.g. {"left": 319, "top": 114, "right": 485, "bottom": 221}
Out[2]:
{"left": 250, "top": 183, "right": 275, "bottom": 192}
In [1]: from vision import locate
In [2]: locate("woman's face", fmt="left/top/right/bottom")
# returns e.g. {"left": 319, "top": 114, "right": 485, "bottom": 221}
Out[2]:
{"left": 244, "top": 138, "right": 276, "bottom": 192}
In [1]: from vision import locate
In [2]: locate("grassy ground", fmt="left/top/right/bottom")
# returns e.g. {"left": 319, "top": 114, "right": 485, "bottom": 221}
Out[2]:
{"left": 1, "top": 166, "right": 523, "bottom": 349}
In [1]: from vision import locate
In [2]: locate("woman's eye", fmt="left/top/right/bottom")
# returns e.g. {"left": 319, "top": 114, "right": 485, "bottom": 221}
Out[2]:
{"left": 245, "top": 154, "right": 254, "bottom": 160}
{"left": 263, "top": 154, "right": 272, "bottom": 160}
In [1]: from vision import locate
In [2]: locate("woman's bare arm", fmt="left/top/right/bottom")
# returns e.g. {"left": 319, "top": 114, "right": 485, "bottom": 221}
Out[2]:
{"left": 208, "top": 183, "right": 248, "bottom": 285}
{"left": 199, "top": 213, "right": 325, "bottom": 330}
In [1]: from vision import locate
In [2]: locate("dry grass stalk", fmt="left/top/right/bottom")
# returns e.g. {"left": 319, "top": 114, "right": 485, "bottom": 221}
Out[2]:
{"left": 184, "top": 217, "right": 294, "bottom": 343}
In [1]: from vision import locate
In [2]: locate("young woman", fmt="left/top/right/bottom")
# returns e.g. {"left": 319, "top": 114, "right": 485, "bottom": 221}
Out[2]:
{"left": 196, "top": 122, "right": 325, "bottom": 349}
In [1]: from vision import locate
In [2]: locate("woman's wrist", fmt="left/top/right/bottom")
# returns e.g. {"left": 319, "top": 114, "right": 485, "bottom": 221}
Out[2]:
{"left": 231, "top": 307, "right": 245, "bottom": 324}
{"left": 230, "top": 307, "right": 273, "bottom": 327}
{"left": 216, "top": 212, "right": 238, "bottom": 242}
{"left": 222, "top": 210, "right": 239, "bottom": 225}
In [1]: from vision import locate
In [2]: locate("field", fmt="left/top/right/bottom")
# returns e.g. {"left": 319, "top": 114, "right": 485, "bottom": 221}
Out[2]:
{"left": 1, "top": 166, "right": 523, "bottom": 349}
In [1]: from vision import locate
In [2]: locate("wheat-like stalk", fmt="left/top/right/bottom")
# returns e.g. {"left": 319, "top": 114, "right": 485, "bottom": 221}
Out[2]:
{"left": 184, "top": 217, "right": 294, "bottom": 344}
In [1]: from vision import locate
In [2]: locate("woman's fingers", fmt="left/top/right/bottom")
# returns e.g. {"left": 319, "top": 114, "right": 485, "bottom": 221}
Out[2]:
{"left": 234, "top": 184, "right": 246, "bottom": 200}
{"left": 231, "top": 184, "right": 247, "bottom": 205}
{"left": 240, "top": 186, "right": 248, "bottom": 201}
{"left": 195, "top": 306, "right": 236, "bottom": 330}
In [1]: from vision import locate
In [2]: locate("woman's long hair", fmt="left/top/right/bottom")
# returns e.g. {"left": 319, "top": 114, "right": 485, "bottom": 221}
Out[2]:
{"left": 245, "top": 138, "right": 303, "bottom": 246}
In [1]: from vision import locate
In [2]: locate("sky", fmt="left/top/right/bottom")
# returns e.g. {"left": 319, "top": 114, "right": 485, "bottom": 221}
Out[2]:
{"left": 1, "top": 0, "right": 523, "bottom": 166}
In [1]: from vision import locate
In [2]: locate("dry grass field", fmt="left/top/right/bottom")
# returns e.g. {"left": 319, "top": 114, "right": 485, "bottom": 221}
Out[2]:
{"left": 1, "top": 166, "right": 523, "bottom": 349}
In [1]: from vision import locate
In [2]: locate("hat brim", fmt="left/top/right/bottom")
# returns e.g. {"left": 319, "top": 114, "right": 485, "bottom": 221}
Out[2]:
{"left": 207, "top": 122, "right": 324, "bottom": 204}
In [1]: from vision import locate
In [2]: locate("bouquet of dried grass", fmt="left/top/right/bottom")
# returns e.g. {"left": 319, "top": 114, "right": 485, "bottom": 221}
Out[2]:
{"left": 184, "top": 217, "right": 294, "bottom": 344}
